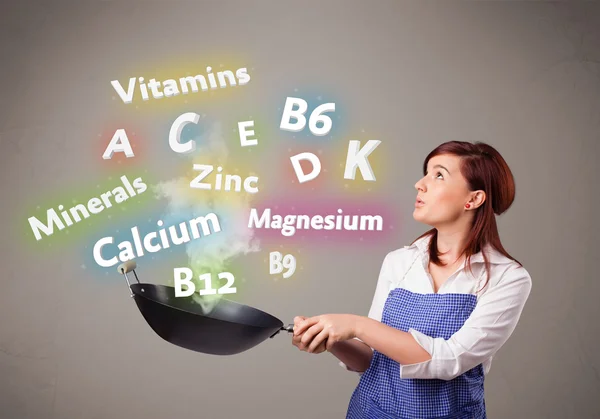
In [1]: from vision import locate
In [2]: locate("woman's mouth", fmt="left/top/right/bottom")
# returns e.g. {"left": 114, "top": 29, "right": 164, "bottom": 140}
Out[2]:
{"left": 415, "top": 198, "right": 425, "bottom": 208}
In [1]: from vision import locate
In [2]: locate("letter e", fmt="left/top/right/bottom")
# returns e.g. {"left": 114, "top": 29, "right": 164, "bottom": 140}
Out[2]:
{"left": 238, "top": 121, "right": 258, "bottom": 147}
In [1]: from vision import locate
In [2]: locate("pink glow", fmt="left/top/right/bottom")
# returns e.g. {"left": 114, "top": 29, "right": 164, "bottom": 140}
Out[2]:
{"left": 242, "top": 196, "right": 403, "bottom": 245}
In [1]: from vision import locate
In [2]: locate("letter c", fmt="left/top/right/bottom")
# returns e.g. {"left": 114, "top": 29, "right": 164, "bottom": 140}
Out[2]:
{"left": 244, "top": 176, "right": 259, "bottom": 194}
{"left": 169, "top": 112, "right": 200, "bottom": 154}
{"left": 93, "top": 236, "right": 118, "bottom": 268}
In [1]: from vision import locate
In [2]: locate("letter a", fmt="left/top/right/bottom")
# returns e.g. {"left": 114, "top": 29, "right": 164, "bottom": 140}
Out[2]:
{"left": 103, "top": 129, "right": 134, "bottom": 160}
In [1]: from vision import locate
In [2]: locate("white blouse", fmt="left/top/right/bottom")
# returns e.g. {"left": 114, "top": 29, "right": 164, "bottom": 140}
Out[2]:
{"left": 339, "top": 234, "right": 533, "bottom": 381}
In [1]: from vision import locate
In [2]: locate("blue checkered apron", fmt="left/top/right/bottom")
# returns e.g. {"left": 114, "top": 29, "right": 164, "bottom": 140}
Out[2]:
{"left": 346, "top": 258, "right": 487, "bottom": 418}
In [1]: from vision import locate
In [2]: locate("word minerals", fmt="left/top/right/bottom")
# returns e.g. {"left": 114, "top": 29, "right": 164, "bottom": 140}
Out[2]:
{"left": 174, "top": 268, "right": 236, "bottom": 297}
{"left": 28, "top": 175, "right": 147, "bottom": 241}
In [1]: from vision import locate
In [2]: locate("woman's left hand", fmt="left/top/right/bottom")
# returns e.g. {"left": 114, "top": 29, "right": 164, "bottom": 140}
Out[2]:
{"left": 294, "top": 314, "right": 359, "bottom": 352}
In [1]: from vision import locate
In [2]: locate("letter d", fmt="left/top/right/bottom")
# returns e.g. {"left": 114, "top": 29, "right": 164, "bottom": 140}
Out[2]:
{"left": 290, "top": 152, "right": 321, "bottom": 183}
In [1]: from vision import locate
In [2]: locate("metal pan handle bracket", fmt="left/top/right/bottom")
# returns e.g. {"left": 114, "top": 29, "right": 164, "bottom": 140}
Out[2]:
{"left": 270, "top": 323, "right": 294, "bottom": 339}
{"left": 117, "top": 260, "right": 140, "bottom": 297}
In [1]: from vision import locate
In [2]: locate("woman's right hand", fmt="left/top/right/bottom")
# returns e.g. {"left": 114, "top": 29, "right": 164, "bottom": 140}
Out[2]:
{"left": 292, "top": 316, "right": 327, "bottom": 354}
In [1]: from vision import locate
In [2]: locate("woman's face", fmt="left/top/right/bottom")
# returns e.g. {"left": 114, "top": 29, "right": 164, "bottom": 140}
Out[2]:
{"left": 413, "top": 154, "right": 475, "bottom": 227}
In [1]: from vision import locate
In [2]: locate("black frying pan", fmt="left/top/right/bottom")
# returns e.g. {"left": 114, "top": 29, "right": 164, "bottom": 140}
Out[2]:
{"left": 118, "top": 261, "right": 294, "bottom": 355}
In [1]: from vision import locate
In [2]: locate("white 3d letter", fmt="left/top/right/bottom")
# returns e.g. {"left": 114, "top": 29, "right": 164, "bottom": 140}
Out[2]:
{"left": 280, "top": 97, "right": 308, "bottom": 132}
{"left": 290, "top": 152, "right": 321, "bottom": 183}
{"left": 238, "top": 120, "right": 257, "bottom": 147}
{"left": 344, "top": 140, "right": 381, "bottom": 181}
{"left": 174, "top": 267, "right": 195, "bottom": 297}
{"left": 169, "top": 112, "right": 199, "bottom": 154}
{"left": 102, "top": 129, "right": 134, "bottom": 160}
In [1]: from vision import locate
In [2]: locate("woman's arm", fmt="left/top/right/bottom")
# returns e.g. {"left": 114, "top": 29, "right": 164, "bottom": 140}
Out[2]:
{"left": 324, "top": 317, "right": 433, "bottom": 372}
{"left": 293, "top": 317, "right": 374, "bottom": 372}
{"left": 353, "top": 317, "right": 433, "bottom": 366}
{"left": 328, "top": 338, "right": 374, "bottom": 372}
{"left": 324, "top": 251, "right": 397, "bottom": 373}
{"left": 354, "top": 267, "right": 531, "bottom": 380}
{"left": 299, "top": 264, "right": 532, "bottom": 381}
{"left": 328, "top": 251, "right": 401, "bottom": 372}
{"left": 297, "top": 315, "right": 431, "bottom": 369}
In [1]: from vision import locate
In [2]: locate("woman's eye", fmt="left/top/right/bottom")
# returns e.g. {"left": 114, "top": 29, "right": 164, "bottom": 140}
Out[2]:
{"left": 425, "top": 171, "right": 443, "bottom": 179}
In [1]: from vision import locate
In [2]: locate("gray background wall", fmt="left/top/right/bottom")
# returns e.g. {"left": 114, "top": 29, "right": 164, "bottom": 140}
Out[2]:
{"left": 1, "top": 1, "right": 599, "bottom": 418}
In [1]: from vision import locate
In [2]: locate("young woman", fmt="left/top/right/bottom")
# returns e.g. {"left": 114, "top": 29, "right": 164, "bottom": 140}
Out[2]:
{"left": 292, "top": 141, "right": 533, "bottom": 419}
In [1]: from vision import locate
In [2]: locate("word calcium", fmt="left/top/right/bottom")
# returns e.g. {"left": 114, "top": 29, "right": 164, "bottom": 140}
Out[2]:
{"left": 93, "top": 213, "right": 222, "bottom": 268}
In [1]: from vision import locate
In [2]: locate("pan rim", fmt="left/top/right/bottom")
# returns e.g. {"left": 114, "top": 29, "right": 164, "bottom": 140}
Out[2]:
{"left": 129, "top": 283, "right": 285, "bottom": 330}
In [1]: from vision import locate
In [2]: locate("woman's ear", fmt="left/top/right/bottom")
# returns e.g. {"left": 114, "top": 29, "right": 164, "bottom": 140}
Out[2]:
{"left": 470, "top": 190, "right": 486, "bottom": 209}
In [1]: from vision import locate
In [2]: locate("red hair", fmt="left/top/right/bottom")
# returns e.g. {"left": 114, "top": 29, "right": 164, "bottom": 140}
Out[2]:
{"left": 411, "top": 141, "right": 522, "bottom": 291}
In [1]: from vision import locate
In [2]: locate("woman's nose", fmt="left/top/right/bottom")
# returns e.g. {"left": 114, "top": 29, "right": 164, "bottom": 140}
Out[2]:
{"left": 415, "top": 177, "right": 426, "bottom": 191}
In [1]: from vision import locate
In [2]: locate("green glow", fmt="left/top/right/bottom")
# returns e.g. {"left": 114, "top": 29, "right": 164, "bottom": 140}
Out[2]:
{"left": 16, "top": 169, "right": 159, "bottom": 254}
{"left": 166, "top": 258, "right": 247, "bottom": 314}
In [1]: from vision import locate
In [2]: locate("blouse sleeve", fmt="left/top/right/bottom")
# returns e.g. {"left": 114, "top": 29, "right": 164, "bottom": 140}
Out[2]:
{"left": 399, "top": 264, "right": 533, "bottom": 380}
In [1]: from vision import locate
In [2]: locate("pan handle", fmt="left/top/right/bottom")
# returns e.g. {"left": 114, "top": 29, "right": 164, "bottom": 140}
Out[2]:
{"left": 269, "top": 324, "right": 294, "bottom": 339}
{"left": 117, "top": 260, "right": 140, "bottom": 297}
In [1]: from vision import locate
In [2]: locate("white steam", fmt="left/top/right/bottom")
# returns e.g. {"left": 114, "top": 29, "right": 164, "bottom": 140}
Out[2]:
{"left": 153, "top": 121, "right": 260, "bottom": 314}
